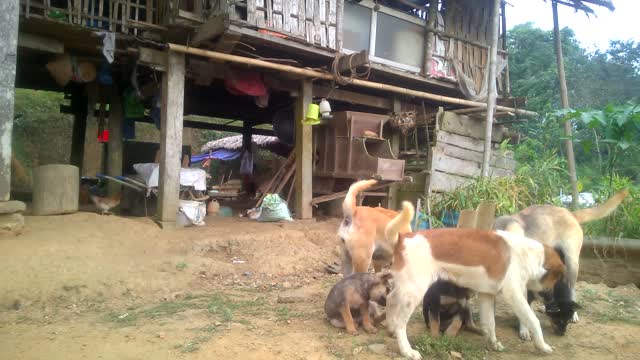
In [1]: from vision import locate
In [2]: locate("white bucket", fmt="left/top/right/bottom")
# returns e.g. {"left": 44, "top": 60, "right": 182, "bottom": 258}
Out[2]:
{"left": 178, "top": 200, "right": 207, "bottom": 226}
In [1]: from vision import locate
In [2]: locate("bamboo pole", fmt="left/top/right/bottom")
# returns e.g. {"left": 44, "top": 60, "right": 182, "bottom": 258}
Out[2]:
{"left": 500, "top": 0, "right": 511, "bottom": 96}
{"left": 422, "top": 0, "right": 438, "bottom": 76}
{"left": 552, "top": 0, "right": 579, "bottom": 209}
{"left": 481, "top": 0, "right": 501, "bottom": 177}
{"left": 167, "top": 43, "right": 538, "bottom": 117}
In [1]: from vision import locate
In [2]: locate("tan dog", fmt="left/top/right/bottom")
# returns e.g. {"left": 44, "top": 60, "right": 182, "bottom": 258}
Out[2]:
{"left": 338, "top": 180, "right": 412, "bottom": 275}
{"left": 494, "top": 189, "right": 629, "bottom": 326}
{"left": 385, "top": 202, "right": 566, "bottom": 359}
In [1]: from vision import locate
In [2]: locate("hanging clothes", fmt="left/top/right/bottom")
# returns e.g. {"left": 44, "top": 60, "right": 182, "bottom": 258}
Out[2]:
{"left": 224, "top": 68, "right": 270, "bottom": 108}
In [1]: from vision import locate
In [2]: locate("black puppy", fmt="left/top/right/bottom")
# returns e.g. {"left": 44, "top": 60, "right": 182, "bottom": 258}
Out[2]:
{"left": 526, "top": 247, "right": 581, "bottom": 336}
{"left": 422, "top": 280, "right": 484, "bottom": 337}
{"left": 528, "top": 278, "right": 581, "bottom": 335}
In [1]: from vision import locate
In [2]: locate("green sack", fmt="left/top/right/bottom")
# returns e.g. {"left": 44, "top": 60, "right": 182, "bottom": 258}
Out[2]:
{"left": 257, "top": 194, "right": 293, "bottom": 222}
{"left": 123, "top": 88, "right": 145, "bottom": 118}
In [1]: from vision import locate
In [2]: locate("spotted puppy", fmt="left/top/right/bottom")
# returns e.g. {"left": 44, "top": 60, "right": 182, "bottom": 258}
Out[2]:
{"left": 324, "top": 272, "right": 392, "bottom": 335}
{"left": 423, "top": 280, "right": 484, "bottom": 337}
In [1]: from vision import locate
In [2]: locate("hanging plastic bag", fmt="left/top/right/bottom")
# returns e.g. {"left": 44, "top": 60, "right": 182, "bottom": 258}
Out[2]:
{"left": 257, "top": 194, "right": 292, "bottom": 222}
{"left": 240, "top": 150, "right": 254, "bottom": 175}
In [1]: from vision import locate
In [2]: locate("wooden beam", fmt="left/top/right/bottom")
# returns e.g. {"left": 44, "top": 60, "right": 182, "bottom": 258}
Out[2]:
{"left": 311, "top": 182, "right": 393, "bottom": 205}
{"left": 137, "top": 117, "right": 275, "bottom": 136}
{"left": 387, "top": 97, "right": 402, "bottom": 210}
{"left": 157, "top": 51, "right": 185, "bottom": 227}
{"left": 192, "top": 15, "right": 228, "bottom": 46}
{"left": 18, "top": 33, "right": 64, "bottom": 54}
{"left": 107, "top": 86, "right": 124, "bottom": 196}
{"left": 423, "top": 0, "right": 438, "bottom": 76}
{"left": 294, "top": 79, "right": 313, "bottom": 219}
{"left": 168, "top": 43, "right": 537, "bottom": 116}
{"left": 138, "top": 47, "right": 167, "bottom": 71}
{"left": 313, "top": 85, "right": 392, "bottom": 110}
{"left": 481, "top": 0, "right": 501, "bottom": 178}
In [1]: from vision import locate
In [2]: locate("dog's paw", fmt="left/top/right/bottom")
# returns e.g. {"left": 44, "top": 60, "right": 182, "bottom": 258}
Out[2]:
{"left": 571, "top": 312, "right": 580, "bottom": 323}
{"left": 538, "top": 343, "right": 553, "bottom": 354}
{"left": 364, "top": 324, "right": 378, "bottom": 334}
{"left": 404, "top": 348, "right": 423, "bottom": 360}
{"left": 491, "top": 341, "right": 505, "bottom": 352}
{"left": 519, "top": 327, "right": 531, "bottom": 341}
{"left": 346, "top": 328, "right": 359, "bottom": 336}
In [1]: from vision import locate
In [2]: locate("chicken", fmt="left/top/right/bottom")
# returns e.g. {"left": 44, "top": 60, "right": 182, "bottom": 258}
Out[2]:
{"left": 89, "top": 193, "right": 122, "bottom": 215}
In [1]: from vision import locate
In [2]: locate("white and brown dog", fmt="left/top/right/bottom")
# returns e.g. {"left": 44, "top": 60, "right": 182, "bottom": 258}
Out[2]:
{"left": 338, "top": 179, "right": 411, "bottom": 275}
{"left": 385, "top": 202, "right": 567, "bottom": 359}
{"left": 494, "top": 189, "right": 628, "bottom": 327}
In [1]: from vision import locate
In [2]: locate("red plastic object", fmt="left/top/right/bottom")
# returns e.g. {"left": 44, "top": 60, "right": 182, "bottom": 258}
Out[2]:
{"left": 97, "top": 129, "right": 109, "bottom": 142}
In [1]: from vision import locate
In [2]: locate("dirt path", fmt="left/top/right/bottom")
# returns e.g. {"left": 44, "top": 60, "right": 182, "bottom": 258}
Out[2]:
{"left": 1, "top": 213, "right": 639, "bottom": 359}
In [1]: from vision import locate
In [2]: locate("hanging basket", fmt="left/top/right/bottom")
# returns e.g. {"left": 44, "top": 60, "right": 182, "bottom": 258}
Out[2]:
{"left": 389, "top": 111, "right": 417, "bottom": 136}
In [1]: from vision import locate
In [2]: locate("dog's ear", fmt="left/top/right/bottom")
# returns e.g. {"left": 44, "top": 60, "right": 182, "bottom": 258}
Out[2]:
{"left": 378, "top": 272, "right": 393, "bottom": 285}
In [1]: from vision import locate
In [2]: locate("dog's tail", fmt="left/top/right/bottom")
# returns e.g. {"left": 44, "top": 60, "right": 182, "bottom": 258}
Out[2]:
{"left": 385, "top": 201, "right": 415, "bottom": 247}
{"left": 572, "top": 189, "right": 629, "bottom": 224}
{"left": 343, "top": 179, "right": 378, "bottom": 218}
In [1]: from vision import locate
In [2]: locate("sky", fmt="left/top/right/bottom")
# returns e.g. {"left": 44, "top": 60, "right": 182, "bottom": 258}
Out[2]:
{"left": 506, "top": 0, "right": 640, "bottom": 51}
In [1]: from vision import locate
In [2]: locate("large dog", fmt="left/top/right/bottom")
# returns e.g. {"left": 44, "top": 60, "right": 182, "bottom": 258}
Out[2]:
{"left": 338, "top": 179, "right": 412, "bottom": 275}
{"left": 385, "top": 202, "right": 567, "bottom": 359}
{"left": 494, "top": 189, "right": 628, "bottom": 326}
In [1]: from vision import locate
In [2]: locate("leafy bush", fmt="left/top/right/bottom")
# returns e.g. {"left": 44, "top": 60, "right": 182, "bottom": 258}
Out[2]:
{"left": 583, "top": 174, "right": 640, "bottom": 239}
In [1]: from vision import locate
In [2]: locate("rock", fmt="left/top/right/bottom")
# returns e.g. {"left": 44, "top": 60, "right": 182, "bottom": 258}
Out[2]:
{"left": 353, "top": 346, "right": 364, "bottom": 355}
{"left": 368, "top": 343, "right": 386, "bottom": 355}
{"left": 282, "top": 281, "right": 292, "bottom": 289}
{"left": 277, "top": 289, "right": 314, "bottom": 304}
{"left": 0, "top": 213, "right": 24, "bottom": 234}
{"left": 450, "top": 351, "right": 463, "bottom": 359}
{"left": 0, "top": 200, "right": 26, "bottom": 214}
{"left": 157, "top": 332, "right": 165, "bottom": 339}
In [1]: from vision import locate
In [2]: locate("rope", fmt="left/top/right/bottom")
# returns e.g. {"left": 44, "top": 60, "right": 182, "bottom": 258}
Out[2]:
{"left": 330, "top": 52, "right": 371, "bottom": 86}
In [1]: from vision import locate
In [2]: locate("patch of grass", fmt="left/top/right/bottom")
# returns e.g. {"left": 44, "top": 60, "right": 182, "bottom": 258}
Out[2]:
{"left": 142, "top": 301, "right": 198, "bottom": 319}
{"left": 104, "top": 312, "right": 138, "bottom": 327}
{"left": 590, "top": 290, "right": 640, "bottom": 325}
{"left": 175, "top": 335, "right": 211, "bottom": 353}
{"left": 176, "top": 261, "right": 188, "bottom": 271}
{"left": 275, "top": 306, "right": 291, "bottom": 321}
{"left": 412, "top": 334, "right": 484, "bottom": 360}
{"left": 207, "top": 295, "right": 266, "bottom": 322}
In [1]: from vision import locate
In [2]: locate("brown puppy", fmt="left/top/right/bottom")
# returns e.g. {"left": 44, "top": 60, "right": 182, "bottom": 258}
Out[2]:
{"left": 422, "top": 280, "right": 483, "bottom": 337}
{"left": 338, "top": 180, "right": 412, "bottom": 275}
{"left": 324, "top": 272, "right": 392, "bottom": 335}
{"left": 494, "top": 189, "right": 628, "bottom": 324}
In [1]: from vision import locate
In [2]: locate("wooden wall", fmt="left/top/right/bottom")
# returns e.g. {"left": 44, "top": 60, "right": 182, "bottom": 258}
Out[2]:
{"left": 427, "top": 110, "right": 516, "bottom": 193}
{"left": 230, "top": 0, "right": 340, "bottom": 49}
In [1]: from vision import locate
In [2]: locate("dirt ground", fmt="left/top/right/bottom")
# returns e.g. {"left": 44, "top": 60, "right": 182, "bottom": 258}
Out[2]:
{"left": 1, "top": 213, "right": 639, "bottom": 360}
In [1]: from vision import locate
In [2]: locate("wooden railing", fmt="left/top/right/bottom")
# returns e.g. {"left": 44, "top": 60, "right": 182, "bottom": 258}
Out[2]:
{"left": 19, "top": 0, "right": 169, "bottom": 34}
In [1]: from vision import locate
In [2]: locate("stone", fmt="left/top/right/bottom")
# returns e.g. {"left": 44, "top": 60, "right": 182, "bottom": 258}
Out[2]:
{"left": 0, "top": 200, "right": 25, "bottom": 214}
{"left": 0, "top": 212, "right": 24, "bottom": 234}
{"left": 368, "top": 343, "right": 386, "bottom": 355}
{"left": 277, "top": 288, "right": 315, "bottom": 304}
{"left": 450, "top": 351, "right": 463, "bottom": 359}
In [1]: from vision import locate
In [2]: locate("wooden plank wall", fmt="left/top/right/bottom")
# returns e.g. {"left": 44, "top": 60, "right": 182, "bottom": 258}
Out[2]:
{"left": 427, "top": 111, "right": 516, "bottom": 193}
{"left": 244, "top": 0, "right": 339, "bottom": 49}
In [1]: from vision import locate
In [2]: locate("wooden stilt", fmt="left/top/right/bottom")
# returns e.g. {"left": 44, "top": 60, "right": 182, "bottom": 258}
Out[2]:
{"left": 481, "top": 0, "right": 501, "bottom": 177}
{"left": 157, "top": 51, "right": 185, "bottom": 227}
{"left": 107, "top": 86, "right": 124, "bottom": 196}
{"left": 294, "top": 79, "right": 313, "bottom": 219}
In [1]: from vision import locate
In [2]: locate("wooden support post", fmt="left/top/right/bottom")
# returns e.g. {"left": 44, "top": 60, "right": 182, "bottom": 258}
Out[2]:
{"left": 157, "top": 51, "right": 185, "bottom": 227}
{"left": 481, "top": 0, "right": 501, "bottom": 178}
{"left": 552, "top": 0, "right": 579, "bottom": 209}
{"left": 500, "top": 0, "right": 511, "bottom": 96}
{"left": 0, "top": 0, "right": 19, "bottom": 201}
{"left": 70, "top": 85, "right": 88, "bottom": 170}
{"left": 294, "top": 79, "right": 313, "bottom": 219}
{"left": 82, "top": 83, "right": 103, "bottom": 177}
{"left": 387, "top": 97, "right": 402, "bottom": 210}
{"left": 422, "top": 0, "right": 438, "bottom": 76}
{"left": 107, "top": 86, "right": 124, "bottom": 195}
